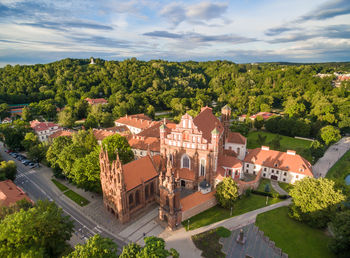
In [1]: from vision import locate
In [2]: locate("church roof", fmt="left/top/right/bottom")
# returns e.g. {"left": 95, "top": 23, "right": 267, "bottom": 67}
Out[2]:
{"left": 226, "top": 132, "right": 246, "bottom": 145}
{"left": 180, "top": 191, "right": 216, "bottom": 212}
{"left": 122, "top": 155, "right": 158, "bottom": 191}
{"left": 193, "top": 107, "right": 224, "bottom": 142}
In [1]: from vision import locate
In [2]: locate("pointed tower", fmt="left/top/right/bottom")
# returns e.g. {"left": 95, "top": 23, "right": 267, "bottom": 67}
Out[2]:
{"left": 159, "top": 155, "right": 181, "bottom": 230}
{"left": 221, "top": 104, "right": 231, "bottom": 142}
{"left": 100, "top": 148, "right": 130, "bottom": 223}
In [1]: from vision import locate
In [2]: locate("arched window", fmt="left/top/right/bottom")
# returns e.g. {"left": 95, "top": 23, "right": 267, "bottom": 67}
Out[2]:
{"left": 199, "top": 159, "right": 206, "bottom": 177}
{"left": 181, "top": 154, "right": 190, "bottom": 169}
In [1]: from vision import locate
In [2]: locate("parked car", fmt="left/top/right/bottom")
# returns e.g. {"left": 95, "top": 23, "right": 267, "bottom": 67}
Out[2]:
{"left": 21, "top": 159, "right": 30, "bottom": 164}
{"left": 29, "top": 163, "right": 39, "bottom": 168}
{"left": 23, "top": 161, "right": 31, "bottom": 166}
{"left": 5, "top": 149, "right": 13, "bottom": 153}
{"left": 17, "top": 155, "right": 26, "bottom": 161}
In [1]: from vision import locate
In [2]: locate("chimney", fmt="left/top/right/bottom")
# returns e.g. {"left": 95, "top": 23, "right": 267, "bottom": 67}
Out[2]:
{"left": 261, "top": 146, "right": 269, "bottom": 151}
{"left": 287, "top": 150, "right": 296, "bottom": 155}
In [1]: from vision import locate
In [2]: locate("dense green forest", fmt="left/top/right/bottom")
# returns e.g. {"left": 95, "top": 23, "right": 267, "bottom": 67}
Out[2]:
{"left": 0, "top": 58, "right": 349, "bottom": 133}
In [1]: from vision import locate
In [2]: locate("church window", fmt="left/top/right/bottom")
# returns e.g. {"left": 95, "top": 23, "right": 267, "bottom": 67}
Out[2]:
{"left": 199, "top": 159, "right": 206, "bottom": 177}
{"left": 237, "top": 148, "right": 240, "bottom": 155}
{"left": 129, "top": 194, "right": 134, "bottom": 206}
{"left": 182, "top": 119, "right": 186, "bottom": 128}
{"left": 181, "top": 154, "right": 190, "bottom": 169}
{"left": 150, "top": 183, "right": 154, "bottom": 194}
{"left": 135, "top": 190, "right": 140, "bottom": 206}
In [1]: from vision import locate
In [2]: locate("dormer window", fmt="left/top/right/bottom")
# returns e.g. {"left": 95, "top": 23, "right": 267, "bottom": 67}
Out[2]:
{"left": 274, "top": 163, "right": 278, "bottom": 167}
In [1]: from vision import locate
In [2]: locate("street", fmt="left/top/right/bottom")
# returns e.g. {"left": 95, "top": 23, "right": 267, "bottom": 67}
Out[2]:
{"left": 1, "top": 146, "right": 127, "bottom": 251}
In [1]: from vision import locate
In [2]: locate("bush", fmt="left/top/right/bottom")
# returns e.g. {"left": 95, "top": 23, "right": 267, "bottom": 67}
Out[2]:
{"left": 216, "top": 227, "right": 231, "bottom": 238}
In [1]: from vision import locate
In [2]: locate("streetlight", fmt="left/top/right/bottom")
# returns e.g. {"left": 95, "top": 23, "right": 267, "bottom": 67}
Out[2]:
{"left": 187, "top": 219, "right": 190, "bottom": 231}
{"left": 230, "top": 206, "right": 233, "bottom": 216}
{"left": 266, "top": 196, "right": 269, "bottom": 205}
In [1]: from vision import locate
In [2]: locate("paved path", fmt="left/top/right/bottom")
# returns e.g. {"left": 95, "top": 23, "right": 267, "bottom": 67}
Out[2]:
{"left": 160, "top": 199, "right": 291, "bottom": 257}
{"left": 313, "top": 137, "right": 350, "bottom": 178}
{"left": 270, "top": 180, "right": 288, "bottom": 195}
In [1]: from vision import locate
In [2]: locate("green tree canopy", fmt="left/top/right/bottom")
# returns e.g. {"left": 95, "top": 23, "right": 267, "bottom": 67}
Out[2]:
{"left": 320, "top": 125, "right": 341, "bottom": 145}
{"left": 0, "top": 160, "right": 17, "bottom": 181}
{"left": 102, "top": 134, "right": 134, "bottom": 164}
{"left": 215, "top": 177, "right": 239, "bottom": 209}
{"left": 21, "top": 132, "right": 39, "bottom": 151}
{"left": 329, "top": 210, "right": 350, "bottom": 257}
{"left": 0, "top": 200, "right": 74, "bottom": 257}
{"left": 65, "top": 234, "right": 118, "bottom": 258}
{"left": 289, "top": 177, "right": 345, "bottom": 228}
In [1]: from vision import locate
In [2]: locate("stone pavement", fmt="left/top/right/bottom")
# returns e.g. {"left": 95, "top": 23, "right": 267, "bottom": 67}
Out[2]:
{"left": 221, "top": 224, "right": 283, "bottom": 258}
{"left": 270, "top": 180, "right": 288, "bottom": 195}
{"left": 118, "top": 207, "right": 164, "bottom": 245}
{"left": 313, "top": 137, "right": 350, "bottom": 178}
{"left": 160, "top": 199, "right": 291, "bottom": 257}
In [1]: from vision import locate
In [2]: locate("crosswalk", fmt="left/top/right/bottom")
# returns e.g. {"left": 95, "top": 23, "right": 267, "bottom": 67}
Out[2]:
{"left": 15, "top": 169, "right": 37, "bottom": 179}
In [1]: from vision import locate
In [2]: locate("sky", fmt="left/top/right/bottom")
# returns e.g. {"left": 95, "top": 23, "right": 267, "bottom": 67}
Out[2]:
{"left": 0, "top": 0, "right": 350, "bottom": 66}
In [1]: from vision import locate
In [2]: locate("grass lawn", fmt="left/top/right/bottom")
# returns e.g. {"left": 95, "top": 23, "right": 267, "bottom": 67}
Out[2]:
{"left": 278, "top": 182, "right": 294, "bottom": 194}
{"left": 256, "top": 207, "right": 334, "bottom": 258}
{"left": 326, "top": 150, "right": 350, "bottom": 182}
{"left": 246, "top": 131, "right": 312, "bottom": 162}
{"left": 51, "top": 179, "right": 69, "bottom": 192}
{"left": 192, "top": 226, "right": 231, "bottom": 258}
{"left": 64, "top": 190, "right": 90, "bottom": 206}
{"left": 182, "top": 194, "right": 281, "bottom": 231}
{"left": 257, "top": 179, "right": 279, "bottom": 195}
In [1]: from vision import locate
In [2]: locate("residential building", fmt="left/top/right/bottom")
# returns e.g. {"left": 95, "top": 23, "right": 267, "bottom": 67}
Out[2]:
{"left": 0, "top": 180, "right": 32, "bottom": 207}
{"left": 30, "top": 120, "right": 62, "bottom": 142}
{"left": 85, "top": 98, "right": 108, "bottom": 105}
{"left": 115, "top": 113, "right": 156, "bottom": 134}
{"left": 243, "top": 146, "right": 313, "bottom": 184}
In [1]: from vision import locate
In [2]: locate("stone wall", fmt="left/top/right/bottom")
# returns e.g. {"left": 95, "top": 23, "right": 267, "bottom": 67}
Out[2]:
{"left": 181, "top": 195, "right": 217, "bottom": 221}
{"left": 237, "top": 169, "right": 262, "bottom": 194}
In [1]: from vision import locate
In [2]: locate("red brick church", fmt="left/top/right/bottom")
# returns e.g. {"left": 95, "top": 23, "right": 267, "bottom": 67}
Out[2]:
{"left": 100, "top": 105, "right": 313, "bottom": 230}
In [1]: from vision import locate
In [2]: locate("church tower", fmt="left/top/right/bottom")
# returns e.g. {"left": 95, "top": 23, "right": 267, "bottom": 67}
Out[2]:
{"left": 221, "top": 104, "right": 231, "bottom": 142}
{"left": 100, "top": 148, "right": 130, "bottom": 223}
{"left": 159, "top": 156, "right": 181, "bottom": 230}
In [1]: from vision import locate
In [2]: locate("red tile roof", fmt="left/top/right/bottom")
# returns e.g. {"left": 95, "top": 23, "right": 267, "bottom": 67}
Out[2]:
{"left": 115, "top": 114, "right": 156, "bottom": 130}
{"left": 49, "top": 130, "right": 74, "bottom": 139}
{"left": 31, "top": 121, "right": 61, "bottom": 132}
{"left": 93, "top": 129, "right": 115, "bottom": 141}
{"left": 219, "top": 155, "right": 243, "bottom": 168}
{"left": 122, "top": 155, "right": 158, "bottom": 191}
{"left": 226, "top": 132, "right": 246, "bottom": 145}
{"left": 104, "top": 126, "right": 131, "bottom": 135}
{"left": 137, "top": 120, "right": 176, "bottom": 138}
{"left": 244, "top": 148, "right": 313, "bottom": 176}
{"left": 0, "top": 180, "right": 32, "bottom": 207}
{"left": 128, "top": 136, "right": 160, "bottom": 152}
{"left": 193, "top": 107, "right": 224, "bottom": 142}
{"left": 180, "top": 191, "right": 216, "bottom": 211}
{"left": 85, "top": 98, "right": 108, "bottom": 105}
{"left": 175, "top": 168, "right": 195, "bottom": 181}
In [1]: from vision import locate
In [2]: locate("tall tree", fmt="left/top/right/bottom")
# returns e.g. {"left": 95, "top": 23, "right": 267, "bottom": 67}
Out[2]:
{"left": 215, "top": 177, "right": 239, "bottom": 209}
{"left": 289, "top": 177, "right": 345, "bottom": 228}
{"left": 0, "top": 160, "right": 17, "bottom": 180}
{"left": 0, "top": 200, "right": 74, "bottom": 257}
{"left": 102, "top": 134, "right": 134, "bottom": 164}
{"left": 65, "top": 234, "right": 118, "bottom": 258}
{"left": 320, "top": 125, "right": 341, "bottom": 145}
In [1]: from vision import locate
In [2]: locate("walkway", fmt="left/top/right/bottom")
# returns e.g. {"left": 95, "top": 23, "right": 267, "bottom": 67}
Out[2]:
{"left": 313, "top": 137, "right": 350, "bottom": 178}
{"left": 270, "top": 180, "right": 288, "bottom": 195}
{"left": 159, "top": 199, "right": 291, "bottom": 257}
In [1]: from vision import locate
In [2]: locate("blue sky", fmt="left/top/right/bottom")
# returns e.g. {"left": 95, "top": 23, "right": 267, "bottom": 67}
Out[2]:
{"left": 0, "top": 0, "right": 349, "bottom": 66}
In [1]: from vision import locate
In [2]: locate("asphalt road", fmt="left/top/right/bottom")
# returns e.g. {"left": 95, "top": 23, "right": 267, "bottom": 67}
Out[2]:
{"left": 1, "top": 147, "right": 127, "bottom": 250}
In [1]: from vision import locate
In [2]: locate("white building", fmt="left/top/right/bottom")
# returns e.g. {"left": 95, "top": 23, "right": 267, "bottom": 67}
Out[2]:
{"left": 243, "top": 146, "right": 313, "bottom": 184}
{"left": 30, "top": 120, "right": 62, "bottom": 142}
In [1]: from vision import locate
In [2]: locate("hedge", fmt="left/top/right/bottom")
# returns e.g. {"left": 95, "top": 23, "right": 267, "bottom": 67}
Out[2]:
{"left": 251, "top": 190, "right": 289, "bottom": 199}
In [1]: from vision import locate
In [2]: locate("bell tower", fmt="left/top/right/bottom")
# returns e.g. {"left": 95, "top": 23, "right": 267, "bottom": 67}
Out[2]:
{"left": 159, "top": 156, "right": 181, "bottom": 230}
